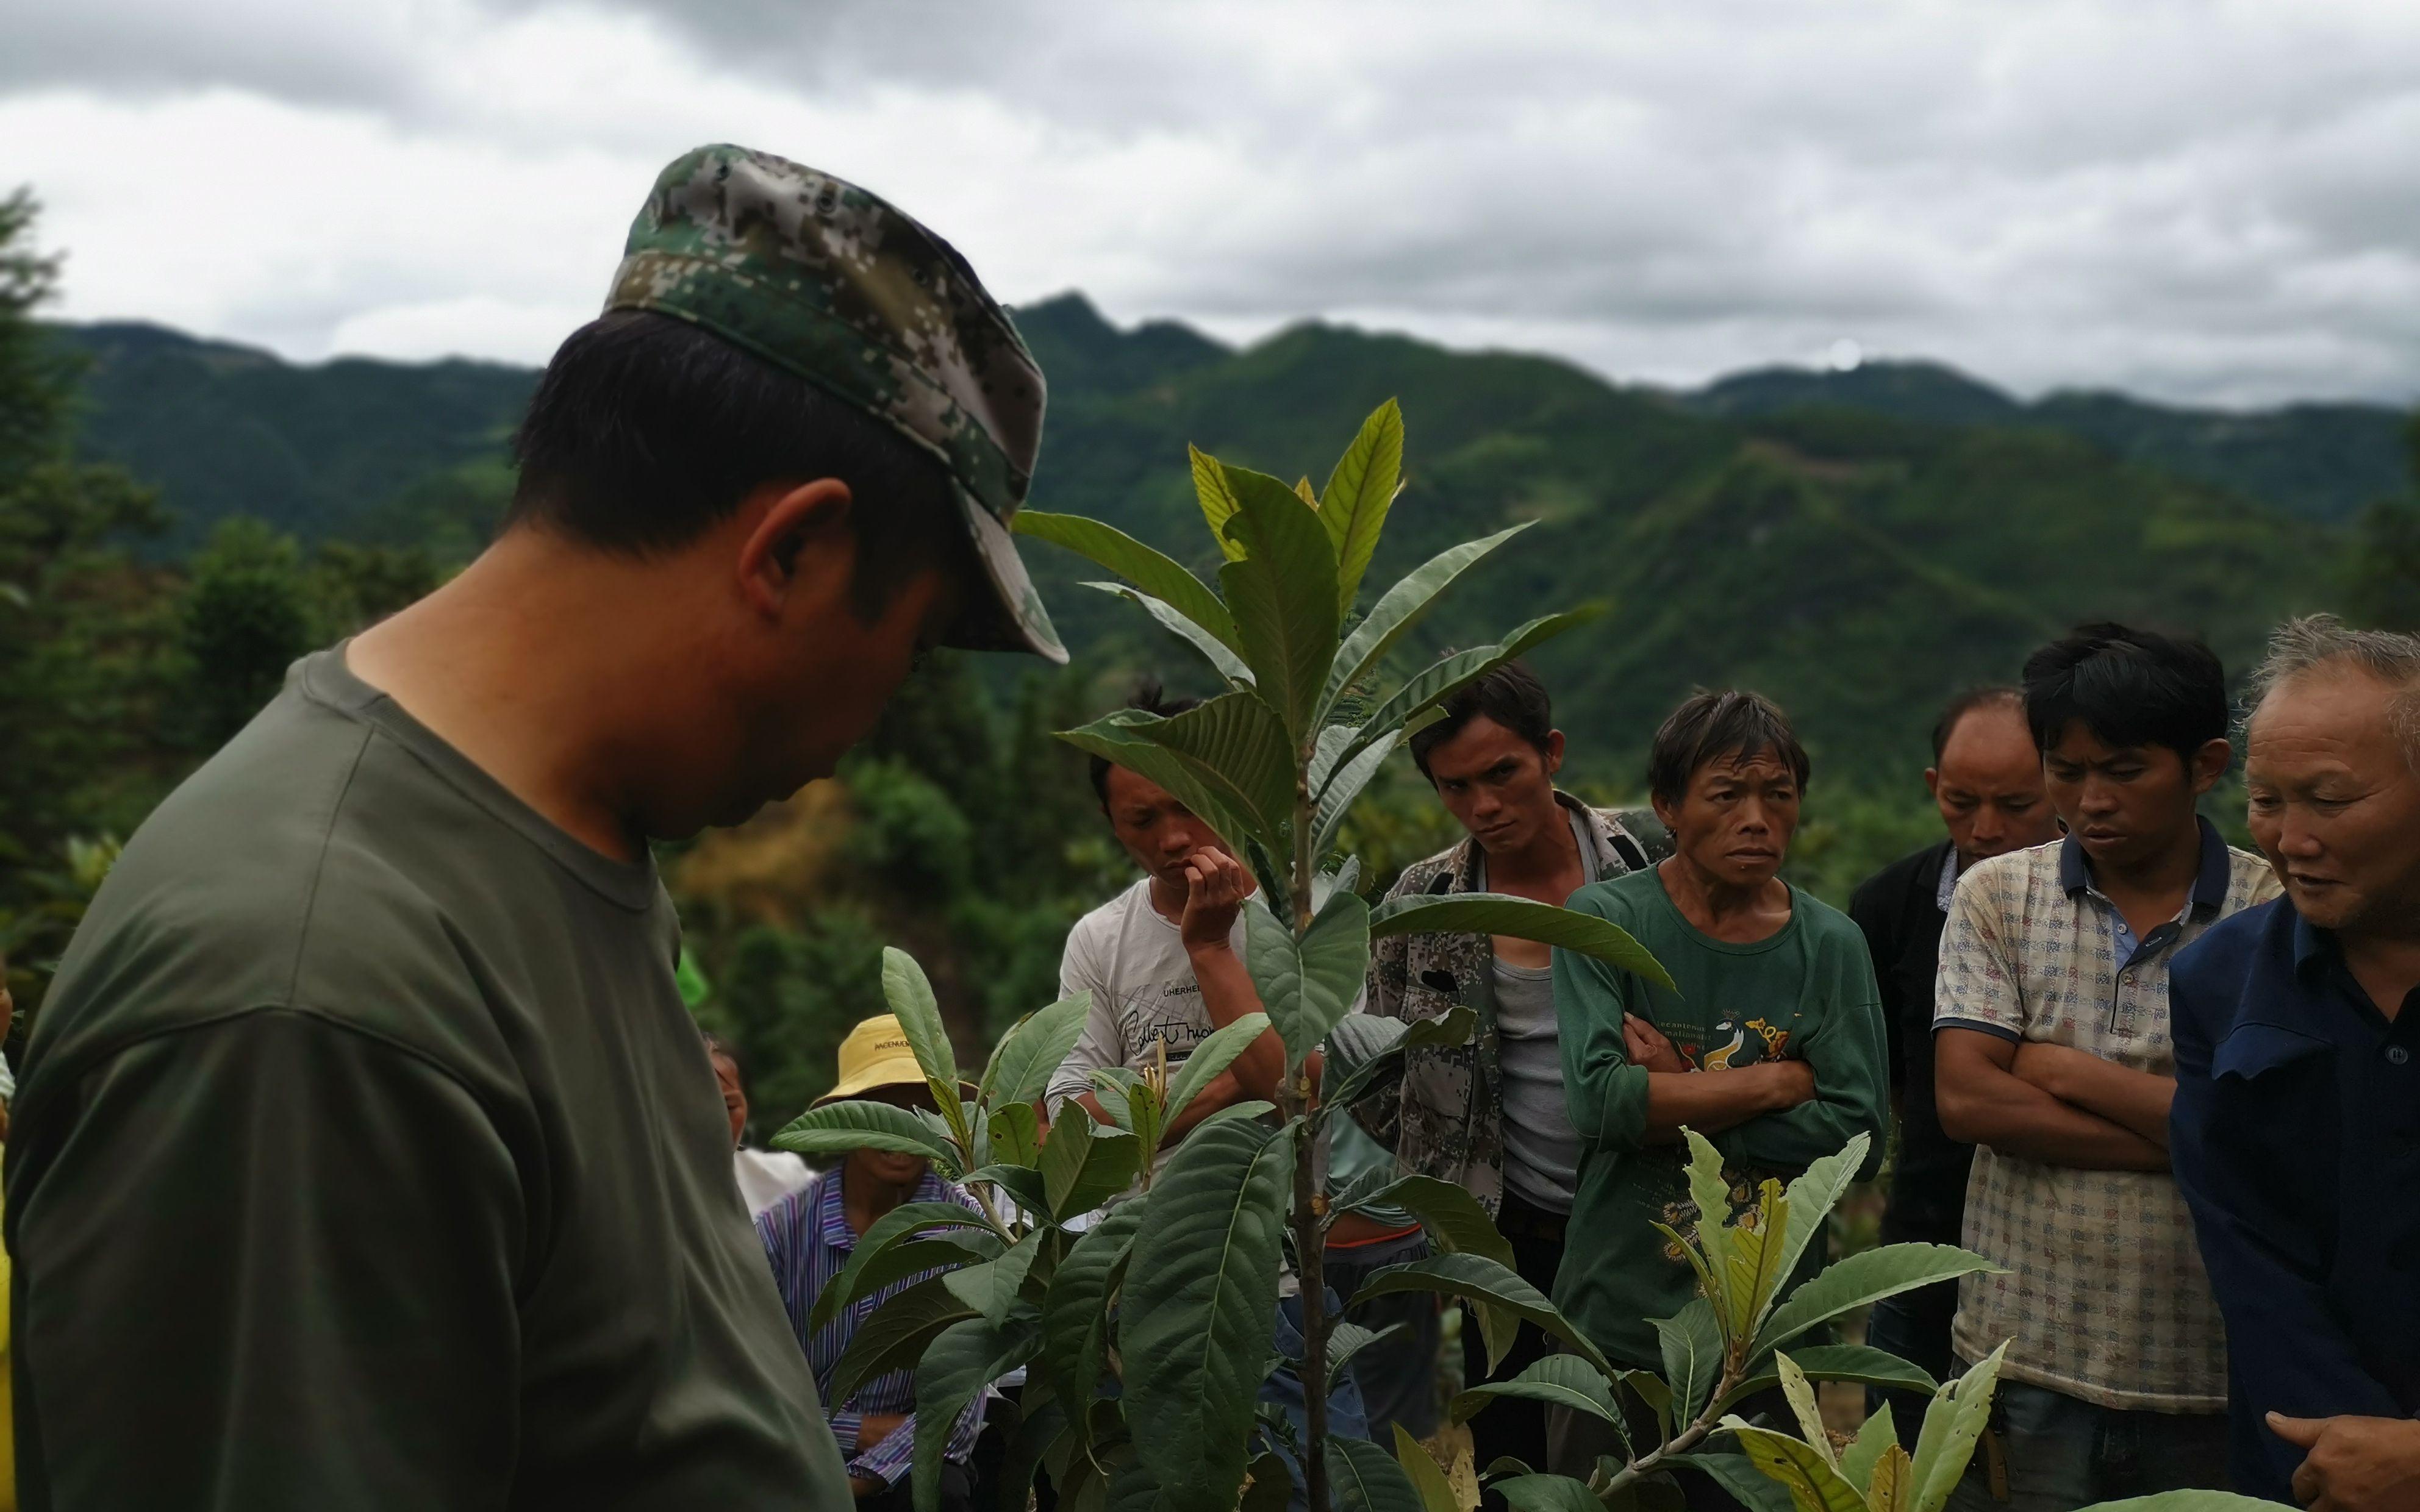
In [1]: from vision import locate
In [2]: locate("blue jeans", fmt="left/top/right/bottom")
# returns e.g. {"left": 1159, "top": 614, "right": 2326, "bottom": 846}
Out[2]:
{"left": 1323, "top": 1230, "right": 1442, "bottom": 1441}
{"left": 1944, "top": 1375, "right": 2232, "bottom": 1512}
{"left": 1263, "top": 1289, "right": 1373, "bottom": 1511}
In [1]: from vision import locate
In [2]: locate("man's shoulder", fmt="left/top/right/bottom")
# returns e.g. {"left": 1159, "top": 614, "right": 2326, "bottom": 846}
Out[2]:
{"left": 1065, "top": 877, "right": 1155, "bottom": 947}
{"left": 1569, "top": 863, "right": 1664, "bottom": 920}
{"left": 1850, "top": 842, "right": 1947, "bottom": 916}
{"left": 1381, "top": 838, "right": 1471, "bottom": 900}
{"left": 2175, "top": 894, "right": 2291, "bottom": 995}
{"left": 1956, "top": 840, "right": 2064, "bottom": 913}
{"left": 1791, "top": 886, "right": 1872, "bottom": 951}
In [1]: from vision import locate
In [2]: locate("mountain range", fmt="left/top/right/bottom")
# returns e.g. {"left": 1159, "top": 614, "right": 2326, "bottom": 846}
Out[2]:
{"left": 49, "top": 298, "right": 2397, "bottom": 792}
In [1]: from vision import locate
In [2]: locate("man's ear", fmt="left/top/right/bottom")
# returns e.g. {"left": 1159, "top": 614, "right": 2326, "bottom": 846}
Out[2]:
{"left": 736, "top": 477, "right": 854, "bottom": 619}
{"left": 1924, "top": 767, "right": 1942, "bottom": 801}
{"left": 1542, "top": 729, "right": 1566, "bottom": 778}
{"left": 2190, "top": 736, "right": 2233, "bottom": 797}
{"left": 1650, "top": 791, "right": 1678, "bottom": 834}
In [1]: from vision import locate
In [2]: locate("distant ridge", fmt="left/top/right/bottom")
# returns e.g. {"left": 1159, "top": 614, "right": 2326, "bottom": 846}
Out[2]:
{"left": 40, "top": 302, "right": 2386, "bottom": 790}
{"left": 1682, "top": 357, "right": 2409, "bottom": 522}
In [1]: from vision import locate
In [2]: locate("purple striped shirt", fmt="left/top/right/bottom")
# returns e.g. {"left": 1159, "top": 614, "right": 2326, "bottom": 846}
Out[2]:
{"left": 756, "top": 1168, "right": 990, "bottom": 1485}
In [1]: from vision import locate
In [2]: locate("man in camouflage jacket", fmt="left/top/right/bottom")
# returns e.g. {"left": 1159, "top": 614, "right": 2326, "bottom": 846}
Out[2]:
{"left": 1358, "top": 794, "right": 1662, "bottom": 1213}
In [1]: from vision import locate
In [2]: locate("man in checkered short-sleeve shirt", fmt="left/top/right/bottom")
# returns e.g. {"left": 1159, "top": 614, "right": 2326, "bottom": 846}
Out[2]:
{"left": 1934, "top": 624, "right": 2279, "bottom": 1512}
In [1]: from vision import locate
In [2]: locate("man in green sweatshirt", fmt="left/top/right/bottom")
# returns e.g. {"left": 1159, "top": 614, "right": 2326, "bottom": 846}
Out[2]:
{"left": 1550, "top": 690, "right": 1888, "bottom": 1483}
{"left": 5, "top": 145, "right": 1064, "bottom": 1511}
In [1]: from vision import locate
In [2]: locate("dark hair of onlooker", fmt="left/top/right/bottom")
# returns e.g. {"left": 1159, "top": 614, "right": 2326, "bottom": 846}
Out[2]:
{"left": 506, "top": 309, "right": 972, "bottom": 621}
{"left": 701, "top": 1029, "right": 748, "bottom": 1095}
{"left": 1087, "top": 681, "right": 1207, "bottom": 808}
{"left": 1931, "top": 686, "right": 2025, "bottom": 762}
{"left": 2021, "top": 622, "right": 2227, "bottom": 765}
{"left": 1408, "top": 660, "right": 1553, "bottom": 779}
{"left": 1647, "top": 690, "right": 1812, "bottom": 807}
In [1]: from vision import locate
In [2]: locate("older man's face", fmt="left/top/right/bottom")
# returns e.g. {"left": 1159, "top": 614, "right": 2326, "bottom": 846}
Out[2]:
{"left": 2246, "top": 669, "right": 2420, "bottom": 936}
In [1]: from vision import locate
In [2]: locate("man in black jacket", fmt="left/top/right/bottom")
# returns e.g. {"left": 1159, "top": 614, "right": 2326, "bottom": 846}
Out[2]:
{"left": 1849, "top": 686, "right": 2060, "bottom": 1443}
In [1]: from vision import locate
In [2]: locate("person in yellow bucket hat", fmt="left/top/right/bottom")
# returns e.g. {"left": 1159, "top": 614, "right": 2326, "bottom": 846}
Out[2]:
{"left": 754, "top": 1015, "right": 989, "bottom": 1512}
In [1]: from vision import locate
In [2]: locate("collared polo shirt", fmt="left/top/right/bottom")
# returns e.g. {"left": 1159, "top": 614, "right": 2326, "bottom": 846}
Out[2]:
{"left": 2171, "top": 899, "right": 2420, "bottom": 1500}
{"left": 1933, "top": 821, "right": 2277, "bottom": 1411}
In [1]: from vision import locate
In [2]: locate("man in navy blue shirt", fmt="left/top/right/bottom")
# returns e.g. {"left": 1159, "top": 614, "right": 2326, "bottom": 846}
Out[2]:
{"left": 2172, "top": 615, "right": 2420, "bottom": 1511}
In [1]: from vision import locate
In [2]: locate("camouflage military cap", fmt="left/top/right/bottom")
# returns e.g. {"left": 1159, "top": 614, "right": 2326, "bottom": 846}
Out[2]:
{"left": 606, "top": 144, "right": 1064, "bottom": 662}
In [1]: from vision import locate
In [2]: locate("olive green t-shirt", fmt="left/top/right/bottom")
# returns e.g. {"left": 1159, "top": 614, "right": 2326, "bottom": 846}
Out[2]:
{"left": 4, "top": 649, "right": 853, "bottom": 1510}
{"left": 1550, "top": 866, "right": 1888, "bottom": 1368}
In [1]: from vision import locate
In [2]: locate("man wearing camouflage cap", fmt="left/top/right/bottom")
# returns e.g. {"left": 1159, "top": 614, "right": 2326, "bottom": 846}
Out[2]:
{"left": 5, "top": 145, "right": 1061, "bottom": 1510}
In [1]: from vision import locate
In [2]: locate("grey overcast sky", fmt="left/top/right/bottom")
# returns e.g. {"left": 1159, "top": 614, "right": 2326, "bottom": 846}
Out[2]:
{"left": 6, "top": 0, "right": 2418, "bottom": 407}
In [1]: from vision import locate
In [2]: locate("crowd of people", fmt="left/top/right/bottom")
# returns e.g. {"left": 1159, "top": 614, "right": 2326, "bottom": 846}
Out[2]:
{"left": 0, "top": 141, "right": 2408, "bottom": 1512}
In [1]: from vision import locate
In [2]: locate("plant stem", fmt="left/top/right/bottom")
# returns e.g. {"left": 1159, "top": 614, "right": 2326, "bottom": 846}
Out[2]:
{"left": 1289, "top": 763, "right": 1330, "bottom": 1512}
{"left": 1605, "top": 1368, "right": 1743, "bottom": 1494}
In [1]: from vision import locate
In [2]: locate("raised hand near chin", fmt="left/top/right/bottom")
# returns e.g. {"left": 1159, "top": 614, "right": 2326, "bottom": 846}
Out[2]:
{"left": 1179, "top": 847, "right": 1252, "bottom": 953}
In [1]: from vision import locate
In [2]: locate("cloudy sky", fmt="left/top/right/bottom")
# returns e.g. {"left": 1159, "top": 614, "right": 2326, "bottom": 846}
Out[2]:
{"left": 6, "top": 0, "right": 2418, "bottom": 406}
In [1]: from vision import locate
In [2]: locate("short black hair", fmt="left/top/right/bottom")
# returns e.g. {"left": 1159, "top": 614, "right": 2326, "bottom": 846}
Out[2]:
{"left": 1088, "top": 681, "right": 1206, "bottom": 808}
{"left": 1931, "top": 686, "right": 2025, "bottom": 762}
{"left": 2021, "top": 622, "right": 2227, "bottom": 765}
{"left": 1408, "top": 660, "right": 1553, "bottom": 779}
{"left": 1647, "top": 690, "right": 1811, "bottom": 807}
{"left": 507, "top": 309, "right": 970, "bottom": 621}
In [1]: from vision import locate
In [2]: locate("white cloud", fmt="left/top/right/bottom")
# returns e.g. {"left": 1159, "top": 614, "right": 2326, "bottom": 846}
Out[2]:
{"left": 5, "top": 0, "right": 2418, "bottom": 406}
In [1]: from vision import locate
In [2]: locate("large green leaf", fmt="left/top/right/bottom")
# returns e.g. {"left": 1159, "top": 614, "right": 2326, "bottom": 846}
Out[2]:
{"left": 1087, "top": 582, "right": 1256, "bottom": 687}
{"left": 1394, "top": 1422, "right": 1462, "bottom": 1512}
{"left": 1322, "top": 524, "right": 1530, "bottom": 715}
{"left": 1040, "top": 1194, "right": 1150, "bottom": 1422}
{"left": 1240, "top": 1450, "right": 1293, "bottom": 1512}
{"left": 1364, "top": 1175, "right": 1515, "bottom": 1268}
{"left": 1338, "top": 606, "right": 1602, "bottom": 767}
{"left": 1190, "top": 444, "right": 1249, "bottom": 563}
{"left": 1245, "top": 892, "right": 1372, "bottom": 1067}
{"left": 1119, "top": 1116, "right": 1295, "bottom": 1512}
{"left": 1716, "top": 1345, "right": 1939, "bottom": 1414}
{"left": 1323, "top": 1319, "right": 1408, "bottom": 1393}
{"left": 1164, "top": 1011, "right": 1273, "bottom": 1130}
{"left": 1369, "top": 893, "right": 1675, "bottom": 992}
{"left": 1324, "top": 1004, "right": 1477, "bottom": 1112}
{"left": 1012, "top": 510, "right": 1240, "bottom": 648}
{"left": 988, "top": 1102, "right": 1043, "bottom": 1168}
{"left": 981, "top": 990, "right": 1096, "bottom": 1111}
{"left": 1312, "top": 730, "right": 1399, "bottom": 859}
{"left": 1679, "top": 1129, "right": 1750, "bottom": 1335}
{"left": 1450, "top": 1353, "right": 1623, "bottom": 1435}
{"left": 914, "top": 1312, "right": 1042, "bottom": 1512}
{"left": 1068, "top": 693, "right": 1295, "bottom": 845}
{"left": 1728, "top": 1424, "right": 1872, "bottom": 1512}
{"left": 2080, "top": 1497, "right": 2284, "bottom": 1512}
{"left": 1774, "top": 1353, "right": 1838, "bottom": 1469}
{"left": 944, "top": 1227, "right": 1049, "bottom": 1322}
{"left": 1667, "top": 1455, "right": 1797, "bottom": 1512}
{"left": 1362, "top": 1172, "right": 1517, "bottom": 1359}
{"left": 826, "top": 1273, "right": 976, "bottom": 1406}
{"left": 1762, "top": 1135, "right": 1872, "bottom": 1333}
{"left": 1489, "top": 1475, "right": 1603, "bottom": 1512}
{"left": 883, "top": 948, "right": 971, "bottom": 1150}
{"left": 1058, "top": 716, "right": 1262, "bottom": 860}
{"left": 1331, "top": 1433, "right": 1425, "bottom": 1512}
{"left": 997, "top": 1398, "right": 1069, "bottom": 1512}
{"left": 1839, "top": 1405, "right": 1899, "bottom": 1496}
{"left": 808, "top": 1200, "right": 1003, "bottom": 1331}
{"left": 1655, "top": 1296, "right": 1725, "bottom": 1428}
{"left": 1908, "top": 1342, "right": 2005, "bottom": 1512}
{"left": 1218, "top": 460, "right": 1343, "bottom": 741}
{"left": 1319, "top": 398, "right": 1406, "bottom": 616}
{"left": 964, "top": 1162, "right": 1050, "bottom": 1219}
{"left": 815, "top": 1236, "right": 995, "bottom": 1333}
{"left": 1752, "top": 1243, "right": 2000, "bottom": 1359}
{"left": 1040, "top": 1113, "right": 1144, "bottom": 1220}
{"left": 1349, "top": 1251, "right": 1613, "bottom": 1377}
{"left": 773, "top": 1099, "right": 962, "bottom": 1173}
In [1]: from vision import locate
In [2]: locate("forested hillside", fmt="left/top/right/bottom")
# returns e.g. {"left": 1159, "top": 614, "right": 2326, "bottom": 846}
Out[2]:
{"left": 18, "top": 273, "right": 2416, "bottom": 1131}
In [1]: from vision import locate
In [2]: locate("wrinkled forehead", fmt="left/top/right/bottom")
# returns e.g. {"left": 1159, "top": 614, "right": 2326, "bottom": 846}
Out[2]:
{"left": 2250, "top": 665, "right": 2420, "bottom": 769}
{"left": 1693, "top": 743, "right": 1797, "bottom": 785}
{"left": 1103, "top": 763, "right": 1181, "bottom": 812}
